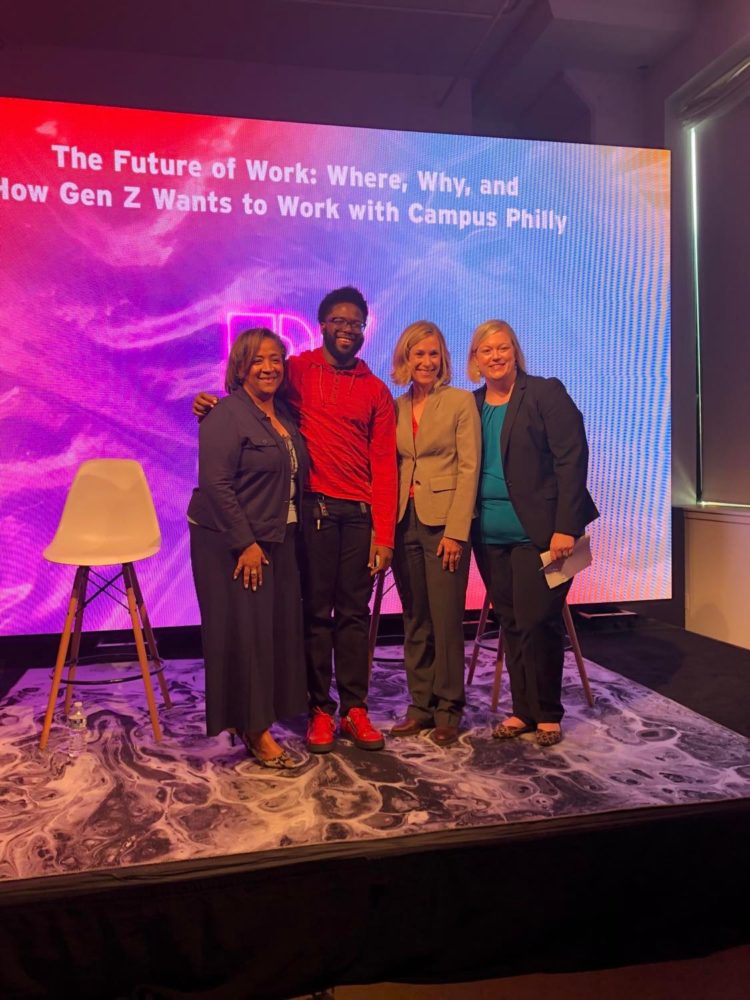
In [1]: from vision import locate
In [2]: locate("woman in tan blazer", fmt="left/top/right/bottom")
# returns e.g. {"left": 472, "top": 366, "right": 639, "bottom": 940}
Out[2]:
{"left": 389, "top": 322, "right": 481, "bottom": 746}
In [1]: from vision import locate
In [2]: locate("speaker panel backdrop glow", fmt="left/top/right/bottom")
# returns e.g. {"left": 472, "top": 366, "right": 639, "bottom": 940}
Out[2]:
{"left": 0, "top": 97, "right": 670, "bottom": 635}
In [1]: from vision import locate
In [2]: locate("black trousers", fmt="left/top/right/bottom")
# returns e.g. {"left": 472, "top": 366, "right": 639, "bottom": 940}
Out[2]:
{"left": 474, "top": 541, "right": 572, "bottom": 725}
{"left": 391, "top": 501, "right": 468, "bottom": 727}
{"left": 300, "top": 494, "right": 374, "bottom": 716}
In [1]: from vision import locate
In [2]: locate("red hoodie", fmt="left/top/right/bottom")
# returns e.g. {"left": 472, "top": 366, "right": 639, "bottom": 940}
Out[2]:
{"left": 286, "top": 348, "right": 397, "bottom": 548}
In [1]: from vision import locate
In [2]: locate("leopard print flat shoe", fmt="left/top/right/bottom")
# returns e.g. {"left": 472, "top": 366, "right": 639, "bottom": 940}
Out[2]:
{"left": 535, "top": 728, "right": 563, "bottom": 747}
{"left": 492, "top": 722, "right": 535, "bottom": 740}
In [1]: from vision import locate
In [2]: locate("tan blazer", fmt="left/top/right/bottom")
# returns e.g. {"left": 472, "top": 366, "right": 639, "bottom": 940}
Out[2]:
{"left": 396, "top": 385, "right": 481, "bottom": 542}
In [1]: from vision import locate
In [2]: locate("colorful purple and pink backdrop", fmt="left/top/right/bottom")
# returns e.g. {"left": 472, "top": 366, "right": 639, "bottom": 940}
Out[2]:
{"left": 0, "top": 97, "right": 670, "bottom": 635}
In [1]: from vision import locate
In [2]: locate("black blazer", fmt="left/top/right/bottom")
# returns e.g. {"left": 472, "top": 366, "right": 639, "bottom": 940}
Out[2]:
{"left": 188, "top": 388, "right": 309, "bottom": 552}
{"left": 473, "top": 372, "right": 598, "bottom": 549}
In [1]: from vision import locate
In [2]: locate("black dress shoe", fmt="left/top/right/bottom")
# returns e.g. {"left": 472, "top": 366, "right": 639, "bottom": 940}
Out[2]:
{"left": 391, "top": 716, "right": 431, "bottom": 737}
{"left": 431, "top": 725, "right": 459, "bottom": 747}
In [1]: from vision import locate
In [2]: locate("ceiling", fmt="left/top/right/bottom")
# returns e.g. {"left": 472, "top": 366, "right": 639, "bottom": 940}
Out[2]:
{"left": 1, "top": 0, "right": 701, "bottom": 117}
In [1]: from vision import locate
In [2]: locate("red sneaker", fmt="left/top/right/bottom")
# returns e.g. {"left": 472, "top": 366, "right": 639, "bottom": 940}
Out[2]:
{"left": 306, "top": 708, "right": 336, "bottom": 753}
{"left": 340, "top": 707, "right": 385, "bottom": 751}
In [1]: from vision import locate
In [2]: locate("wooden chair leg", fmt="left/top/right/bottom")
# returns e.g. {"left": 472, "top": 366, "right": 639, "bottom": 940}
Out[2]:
{"left": 466, "top": 592, "right": 491, "bottom": 685}
{"left": 40, "top": 567, "right": 86, "bottom": 750}
{"left": 490, "top": 631, "right": 504, "bottom": 713}
{"left": 64, "top": 566, "right": 89, "bottom": 717}
{"left": 489, "top": 606, "right": 592, "bottom": 714}
{"left": 130, "top": 565, "right": 171, "bottom": 708}
{"left": 368, "top": 570, "right": 385, "bottom": 675}
{"left": 563, "top": 602, "right": 594, "bottom": 707}
{"left": 124, "top": 563, "right": 162, "bottom": 742}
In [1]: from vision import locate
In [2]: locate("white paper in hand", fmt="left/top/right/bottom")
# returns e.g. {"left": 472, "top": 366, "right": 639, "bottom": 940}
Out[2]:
{"left": 539, "top": 534, "right": 592, "bottom": 589}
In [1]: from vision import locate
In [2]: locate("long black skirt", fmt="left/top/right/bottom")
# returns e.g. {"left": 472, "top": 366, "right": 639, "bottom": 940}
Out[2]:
{"left": 189, "top": 522, "right": 308, "bottom": 736}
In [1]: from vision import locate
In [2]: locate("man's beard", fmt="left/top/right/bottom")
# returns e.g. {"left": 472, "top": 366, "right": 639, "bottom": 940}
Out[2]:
{"left": 322, "top": 329, "right": 364, "bottom": 366}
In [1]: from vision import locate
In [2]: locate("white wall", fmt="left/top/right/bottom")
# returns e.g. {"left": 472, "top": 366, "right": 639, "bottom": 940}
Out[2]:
{"left": 0, "top": 44, "right": 473, "bottom": 134}
{"left": 565, "top": 68, "right": 647, "bottom": 147}
{"left": 685, "top": 508, "right": 750, "bottom": 648}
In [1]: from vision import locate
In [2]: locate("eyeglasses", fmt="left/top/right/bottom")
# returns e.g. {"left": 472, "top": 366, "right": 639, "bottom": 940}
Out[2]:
{"left": 325, "top": 316, "right": 366, "bottom": 333}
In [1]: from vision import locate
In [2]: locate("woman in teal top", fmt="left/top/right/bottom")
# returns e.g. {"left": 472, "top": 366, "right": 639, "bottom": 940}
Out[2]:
{"left": 468, "top": 320, "right": 598, "bottom": 747}
{"left": 478, "top": 402, "right": 529, "bottom": 546}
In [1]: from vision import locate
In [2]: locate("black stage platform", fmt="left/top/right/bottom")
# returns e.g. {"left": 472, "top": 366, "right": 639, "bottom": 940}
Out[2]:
{"left": 1, "top": 618, "right": 749, "bottom": 999}
{"left": 3, "top": 800, "right": 748, "bottom": 999}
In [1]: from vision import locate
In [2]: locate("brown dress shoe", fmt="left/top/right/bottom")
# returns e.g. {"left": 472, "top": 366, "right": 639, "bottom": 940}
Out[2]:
{"left": 431, "top": 725, "right": 459, "bottom": 747}
{"left": 391, "top": 716, "right": 431, "bottom": 737}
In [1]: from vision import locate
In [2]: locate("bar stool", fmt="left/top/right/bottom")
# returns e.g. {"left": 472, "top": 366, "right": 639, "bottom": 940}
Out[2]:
{"left": 467, "top": 589, "right": 594, "bottom": 711}
{"left": 39, "top": 459, "right": 171, "bottom": 750}
{"left": 368, "top": 568, "right": 404, "bottom": 670}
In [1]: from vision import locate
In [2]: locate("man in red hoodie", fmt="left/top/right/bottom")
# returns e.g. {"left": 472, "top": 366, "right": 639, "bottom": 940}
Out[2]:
{"left": 195, "top": 287, "right": 397, "bottom": 753}
{"left": 291, "top": 286, "right": 396, "bottom": 752}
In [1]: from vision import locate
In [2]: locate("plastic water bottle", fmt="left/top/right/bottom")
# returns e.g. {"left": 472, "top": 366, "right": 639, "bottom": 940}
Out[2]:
{"left": 66, "top": 701, "right": 88, "bottom": 757}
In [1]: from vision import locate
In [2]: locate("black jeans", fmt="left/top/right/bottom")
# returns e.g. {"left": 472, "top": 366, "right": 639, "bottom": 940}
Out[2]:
{"left": 474, "top": 540, "right": 572, "bottom": 725}
{"left": 300, "top": 494, "right": 374, "bottom": 716}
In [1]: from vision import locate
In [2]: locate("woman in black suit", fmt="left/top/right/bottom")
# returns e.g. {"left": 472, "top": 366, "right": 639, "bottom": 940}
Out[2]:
{"left": 468, "top": 320, "right": 598, "bottom": 746}
{"left": 188, "top": 328, "right": 309, "bottom": 767}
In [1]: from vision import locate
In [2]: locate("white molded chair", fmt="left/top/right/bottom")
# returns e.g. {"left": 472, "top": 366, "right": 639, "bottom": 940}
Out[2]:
{"left": 467, "top": 590, "right": 594, "bottom": 711}
{"left": 40, "top": 459, "right": 170, "bottom": 750}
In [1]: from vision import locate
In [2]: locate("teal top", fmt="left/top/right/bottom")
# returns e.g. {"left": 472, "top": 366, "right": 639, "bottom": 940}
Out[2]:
{"left": 479, "top": 402, "right": 530, "bottom": 545}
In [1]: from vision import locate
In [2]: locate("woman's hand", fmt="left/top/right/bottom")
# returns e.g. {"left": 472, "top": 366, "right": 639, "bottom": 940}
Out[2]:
{"left": 193, "top": 392, "right": 218, "bottom": 417}
{"left": 233, "top": 543, "right": 269, "bottom": 591}
{"left": 437, "top": 536, "right": 463, "bottom": 572}
{"left": 549, "top": 532, "right": 576, "bottom": 562}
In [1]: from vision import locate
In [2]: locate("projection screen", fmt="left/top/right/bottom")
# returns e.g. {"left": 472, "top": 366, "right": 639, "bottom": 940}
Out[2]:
{"left": 0, "top": 96, "right": 671, "bottom": 634}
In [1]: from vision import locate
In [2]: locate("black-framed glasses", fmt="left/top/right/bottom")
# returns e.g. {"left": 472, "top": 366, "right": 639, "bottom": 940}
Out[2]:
{"left": 325, "top": 316, "right": 366, "bottom": 333}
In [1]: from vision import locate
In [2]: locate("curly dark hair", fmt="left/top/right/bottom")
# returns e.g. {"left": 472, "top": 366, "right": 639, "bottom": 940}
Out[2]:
{"left": 317, "top": 286, "right": 368, "bottom": 324}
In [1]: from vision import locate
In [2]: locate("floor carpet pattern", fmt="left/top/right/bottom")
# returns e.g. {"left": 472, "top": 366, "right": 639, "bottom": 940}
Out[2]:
{"left": 1, "top": 646, "right": 749, "bottom": 882}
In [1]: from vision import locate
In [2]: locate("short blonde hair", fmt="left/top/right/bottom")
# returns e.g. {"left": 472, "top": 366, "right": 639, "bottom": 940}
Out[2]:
{"left": 466, "top": 320, "right": 527, "bottom": 383}
{"left": 391, "top": 321, "right": 452, "bottom": 387}
{"left": 225, "top": 328, "right": 286, "bottom": 392}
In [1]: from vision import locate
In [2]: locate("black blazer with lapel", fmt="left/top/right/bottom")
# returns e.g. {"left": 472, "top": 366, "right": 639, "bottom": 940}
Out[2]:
{"left": 188, "top": 389, "right": 309, "bottom": 553}
{"left": 473, "top": 372, "right": 598, "bottom": 550}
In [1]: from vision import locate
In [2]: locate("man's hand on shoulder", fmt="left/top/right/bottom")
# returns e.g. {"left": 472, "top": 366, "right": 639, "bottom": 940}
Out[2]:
{"left": 193, "top": 392, "right": 219, "bottom": 418}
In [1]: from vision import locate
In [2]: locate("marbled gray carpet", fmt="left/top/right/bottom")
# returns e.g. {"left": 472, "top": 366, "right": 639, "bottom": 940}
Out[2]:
{"left": 1, "top": 646, "right": 749, "bottom": 882}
